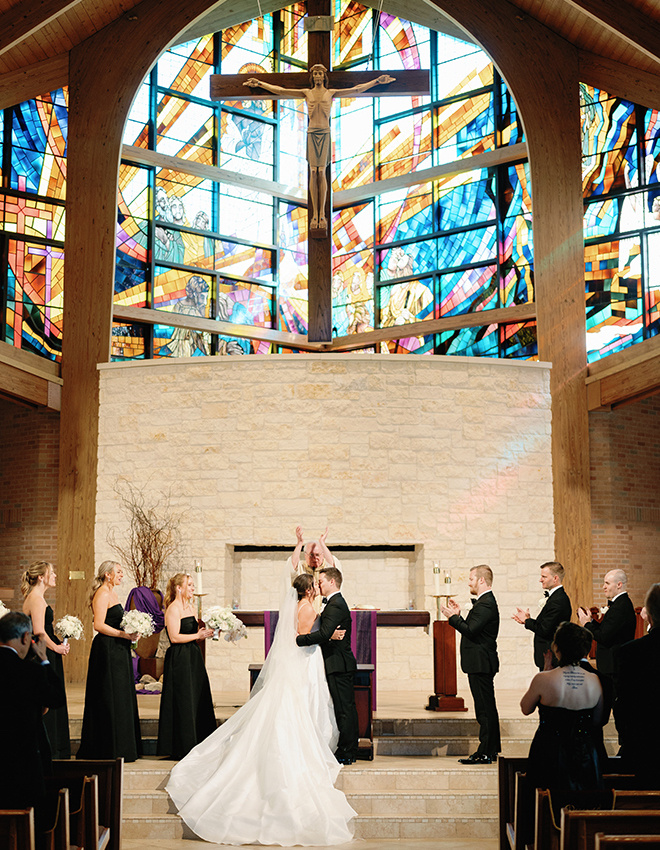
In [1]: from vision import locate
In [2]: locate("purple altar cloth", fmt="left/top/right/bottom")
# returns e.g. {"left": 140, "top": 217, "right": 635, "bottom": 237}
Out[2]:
{"left": 125, "top": 586, "right": 165, "bottom": 685}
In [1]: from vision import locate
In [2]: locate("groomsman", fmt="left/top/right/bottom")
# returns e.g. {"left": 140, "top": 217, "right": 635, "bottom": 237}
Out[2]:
{"left": 513, "top": 561, "right": 572, "bottom": 670}
{"left": 441, "top": 565, "right": 501, "bottom": 765}
{"left": 577, "top": 569, "right": 636, "bottom": 684}
{"left": 296, "top": 566, "right": 359, "bottom": 764}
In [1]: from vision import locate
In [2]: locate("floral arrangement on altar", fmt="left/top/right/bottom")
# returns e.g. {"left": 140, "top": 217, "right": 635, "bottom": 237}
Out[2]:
{"left": 121, "top": 610, "right": 155, "bottom": 645}
{"left": 203, "top": 606, "right": 248, "bottom": 643}
{"left": 0, "top": 601, "right": 9, "bottom": 619}
{"left": 54, "top": 615, "right": 84, "bottom": 645}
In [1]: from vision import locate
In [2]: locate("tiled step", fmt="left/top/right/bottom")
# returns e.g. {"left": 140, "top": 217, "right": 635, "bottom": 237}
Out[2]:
{"left": 375, "top": 736, "right": 619, "bottom": 758}
{"left": 121, "top": 812, "right": 499, "bottom": 841}
{"left": 122, "top": 786, "right": 497, "bottom": 818}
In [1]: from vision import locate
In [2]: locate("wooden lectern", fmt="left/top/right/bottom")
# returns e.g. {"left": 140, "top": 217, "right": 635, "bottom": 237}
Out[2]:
{"left": 426, "top": 595, "right": 467, "bottom": 712}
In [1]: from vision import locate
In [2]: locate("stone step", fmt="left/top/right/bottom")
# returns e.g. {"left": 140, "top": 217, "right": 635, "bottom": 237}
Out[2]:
{"left": 375, "top": 736, "right": 619, "bottom": 758}
{"left": 121, "top": 812, "right": 499, "bottom": 841}
{"left": 374, "top": 717, "right": 618, "bottom": 737}
{"left": 123, "top": 787, "right": 497, "bottom": 818}
{"left": 123, "top": 758, "right": 500, "bottom": 793}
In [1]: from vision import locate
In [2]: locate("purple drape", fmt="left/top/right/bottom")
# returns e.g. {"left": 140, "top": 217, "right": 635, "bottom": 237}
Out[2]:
{"left": 125, "top": 586, "right": 165, "bottom": 632}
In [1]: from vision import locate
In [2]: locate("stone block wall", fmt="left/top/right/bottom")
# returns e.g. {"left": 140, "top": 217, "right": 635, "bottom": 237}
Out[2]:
{"left": 95, "top": 353, "right": 554, "bottom": 693}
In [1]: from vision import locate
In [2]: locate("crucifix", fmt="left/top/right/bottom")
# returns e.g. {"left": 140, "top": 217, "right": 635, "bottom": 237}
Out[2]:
{"left": 210, "top": 0, "right": 430, "bottom": 342}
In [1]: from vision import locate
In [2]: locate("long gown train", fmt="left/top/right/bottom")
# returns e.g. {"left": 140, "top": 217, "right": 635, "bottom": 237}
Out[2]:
{"left": 166, "top": 588, "right": 356, "bottom": 846}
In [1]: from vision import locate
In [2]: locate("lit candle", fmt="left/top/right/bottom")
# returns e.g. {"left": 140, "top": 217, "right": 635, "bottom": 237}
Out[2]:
{"left": 194, "top": 560, "right": 203, "bottom": 595}
{"left": 433, "top": 564, "right": 441, "bottom": 595}
{"left": 445, "top": 571, "right": 451, "bottom": 586}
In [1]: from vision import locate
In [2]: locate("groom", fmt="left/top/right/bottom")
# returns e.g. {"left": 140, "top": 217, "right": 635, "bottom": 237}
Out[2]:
{"left": 296, "top": 567, "right": 359, "bottom": 764}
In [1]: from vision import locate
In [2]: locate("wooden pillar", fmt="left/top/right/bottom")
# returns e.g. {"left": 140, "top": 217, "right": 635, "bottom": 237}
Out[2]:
{"left": 432, "top": 0, "right": 592, "bottom": 609}
{"left": 58, "top": 0, "right": 222, "bottom": 680}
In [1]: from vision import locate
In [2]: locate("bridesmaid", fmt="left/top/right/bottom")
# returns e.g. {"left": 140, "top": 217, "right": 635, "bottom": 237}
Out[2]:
{"left": 157, "top": 573, "right": 215, "bottom": 759}
{"left": 77, "top": 561, "right": 142, "bottom": 762}
{"left": 22, "top": 560, "right": 71, "bottom": 759}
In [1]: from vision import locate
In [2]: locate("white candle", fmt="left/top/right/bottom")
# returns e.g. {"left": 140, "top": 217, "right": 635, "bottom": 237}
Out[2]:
{"left": 433, "top": 564, "right": 441, "bottom": 595}
{"left": 195, "top": 561, "right": 203, "bottom": 595}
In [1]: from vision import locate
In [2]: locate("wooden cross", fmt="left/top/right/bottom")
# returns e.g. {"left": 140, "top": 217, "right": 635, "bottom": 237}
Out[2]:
{"left": 210, "top": 0, "right": 430, "bottom": 341}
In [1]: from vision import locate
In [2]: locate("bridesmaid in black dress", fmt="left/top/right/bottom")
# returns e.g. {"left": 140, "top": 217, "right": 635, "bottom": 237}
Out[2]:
{"left": 157, "top": 572, "right": 215, "bottom": 759}
{"left": 77, "top": 561, "right": 142, "bottom": 762}
{"left": 22, "top": 560, "right": 71, "bottom": 759}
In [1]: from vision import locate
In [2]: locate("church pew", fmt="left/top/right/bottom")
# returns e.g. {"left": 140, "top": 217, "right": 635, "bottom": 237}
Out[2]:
{"left": 560, "top": 809, "right": 660, "bottom": 850}
{"left": 535, "top": 788, "right": 660, "bottom": 850}
{"left": 0, "top": 808, "right": 35, "bottom": 850}
{"left": 42, "top": 787, "right": 70, "bottom": 850}
{"left": 51, "top": 758, "right": 123, "bottom": 850}
{"left": 595, "top": 835, "right": 660, "bottom": 849}
{"left": 498, "top": 755, "right": 528, "bottom": 850}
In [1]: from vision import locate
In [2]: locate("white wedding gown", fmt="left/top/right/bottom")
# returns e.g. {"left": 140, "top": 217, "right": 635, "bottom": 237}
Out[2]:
{"left": 166, "top": 582, "right": 357, "bottom": 846}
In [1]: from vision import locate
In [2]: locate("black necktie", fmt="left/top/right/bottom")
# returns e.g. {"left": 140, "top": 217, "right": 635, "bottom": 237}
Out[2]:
{"left": 544, "top": 591, "right": 549, "bottom": 598}
{"left": 607, "top": 600, "right": 612, "bottom": 607}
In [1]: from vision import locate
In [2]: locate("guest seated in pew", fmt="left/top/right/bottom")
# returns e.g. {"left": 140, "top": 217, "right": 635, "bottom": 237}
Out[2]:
{"left": 617, "top": 583, "right": 660, "bottom": 790}
{"left": 521, "top": 622, "right": 604, "bottom": 793}
{"left": 0, "top": 611, "right": 66, "bottom": 848}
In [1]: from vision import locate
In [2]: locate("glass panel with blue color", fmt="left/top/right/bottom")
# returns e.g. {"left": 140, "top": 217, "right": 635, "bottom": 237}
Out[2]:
{"left": 10, "top": 89, "right": 68, "bottom": 200}
{"left": 582, "top": 84, "right": 660, "bottom": 359}
{"left": 4, "top": 239, "right": 64, "bottom": 360}
{"left": 111, "top": 323, "right": 148, "bottom": 360}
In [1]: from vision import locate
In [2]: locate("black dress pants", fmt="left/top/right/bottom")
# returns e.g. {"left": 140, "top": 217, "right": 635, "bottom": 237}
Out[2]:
{"left": 327, "top": 670, "right": 359, "bottom": 759}
{"left": 468, "top": 672, "right": 501, "bottom": 757}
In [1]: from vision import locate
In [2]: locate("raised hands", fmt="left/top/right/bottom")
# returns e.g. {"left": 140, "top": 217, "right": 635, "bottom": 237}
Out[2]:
{"left": 512, "top": 607, "right": 530, "bottom": 624}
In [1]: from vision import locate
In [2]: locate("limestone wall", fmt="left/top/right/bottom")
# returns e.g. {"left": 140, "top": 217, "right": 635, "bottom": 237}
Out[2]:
{"left": 96, "top": 353, "right": 554, "bottom": 695}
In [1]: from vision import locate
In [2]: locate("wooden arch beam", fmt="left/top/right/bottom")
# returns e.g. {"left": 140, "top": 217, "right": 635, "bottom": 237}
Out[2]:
{"left": 428, "top": 0, "right": 591, "bottom": 610}
{"left": 59, "top": 0, "right": 223, "bottom": 680}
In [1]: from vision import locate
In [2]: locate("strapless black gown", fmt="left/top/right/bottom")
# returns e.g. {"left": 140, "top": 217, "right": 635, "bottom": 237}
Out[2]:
{"left": 157, "top": 615, "right": 216, "bottom": 759}
{"left": 527, "top": 703, "right": 603, "bottom": 791}
{"left": 44, "top": 605, "right": 71, "bottom": 758}
{"left": 77, "top": 603, "right": 142, "bottom": 762}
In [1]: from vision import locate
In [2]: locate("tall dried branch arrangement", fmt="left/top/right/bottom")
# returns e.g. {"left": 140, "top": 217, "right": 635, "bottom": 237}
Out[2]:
{"left": 107, "top": 479, "right": 185, "bottom": 589}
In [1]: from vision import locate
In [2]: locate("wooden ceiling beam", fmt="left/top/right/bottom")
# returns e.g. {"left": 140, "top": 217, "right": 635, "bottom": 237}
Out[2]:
{"left": 0, "top": 53, "right": 68, "bottom": 110}
{"left": 0, "top": 0, "right": 83, "bottom": 58}
{"left": 564, "top": 0, "right": 660, "bottom": 66}
{"left": 578, "top": 50, "right": 660, "bottom": 109}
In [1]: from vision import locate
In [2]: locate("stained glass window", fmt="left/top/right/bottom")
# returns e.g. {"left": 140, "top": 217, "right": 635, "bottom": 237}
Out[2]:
{"left": 1, "top": 5, "right": 533, "bottom": 363}
{"left": 581, "top": 84, "right": 660, "bottom": 360}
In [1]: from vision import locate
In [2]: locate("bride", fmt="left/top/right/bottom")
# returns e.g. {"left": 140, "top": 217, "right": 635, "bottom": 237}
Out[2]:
{"left": 166, "top": 571, "right": 357, "bottom": 846}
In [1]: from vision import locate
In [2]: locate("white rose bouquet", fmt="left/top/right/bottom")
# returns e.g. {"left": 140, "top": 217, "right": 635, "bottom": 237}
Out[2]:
{"left": 0, "top": 601, "right": 9, "bottom": 619}
{"left": 120, "top": 610, "right": 155, "bottom": 645}
{"left": 203, "top": 605, "right": 248, "bottom": 643}
{"left": 54, "top": 615, "right": 84, "bottom": 645}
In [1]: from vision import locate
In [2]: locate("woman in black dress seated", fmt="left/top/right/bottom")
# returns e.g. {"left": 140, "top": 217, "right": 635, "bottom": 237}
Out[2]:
{"left": 22, "top": 560, "right": 71, "bottom": 759}
{"left": 157, "top": 573, "right": 215, "bottom": 759}
{"left": 77, "top": 561, "right": 142, "bottom": 762}
{"left": 521, "top": 621, "right": 604, "bottom": 793}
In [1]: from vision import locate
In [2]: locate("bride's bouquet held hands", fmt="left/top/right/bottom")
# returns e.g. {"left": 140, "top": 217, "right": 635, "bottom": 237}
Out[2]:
{"left": 120, "top": 610, "right": 155, "bottom": 645}
{"left": 197, "top": 626, "right": 214, "bottom": 640}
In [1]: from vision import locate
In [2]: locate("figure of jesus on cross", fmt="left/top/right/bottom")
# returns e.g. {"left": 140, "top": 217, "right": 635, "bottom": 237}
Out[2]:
{"left": 243, "top": 65, "right": 395, "bottom": 232}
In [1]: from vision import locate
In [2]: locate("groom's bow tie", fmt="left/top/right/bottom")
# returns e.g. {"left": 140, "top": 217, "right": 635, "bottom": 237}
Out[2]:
{"left": 321, "top": 597, "right": 328, "bottom": 604}
{"left": 543, "top": 590, "right": 549, "bottom": 598}
{"left": 470, "top": 598, "right": 477, "bottom": 606}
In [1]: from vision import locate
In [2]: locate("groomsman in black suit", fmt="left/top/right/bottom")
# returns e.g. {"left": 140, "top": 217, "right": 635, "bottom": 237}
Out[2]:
{"left": 296, "top": 566, "right": 359, "bottom": 764}
{"left": 441, "top": 565, "right": 501, "bottom": 765}
{"left": 0, "top": 612, "right": 66, "bottom": 825}
{"left": 577, "top": 569, "right": 637, "bottom": 685}
{"left": 513, "top": 561, "right": 572, "bottom": 670}
{"left": 616, "top": 583, "right": 660, "bottom": 788}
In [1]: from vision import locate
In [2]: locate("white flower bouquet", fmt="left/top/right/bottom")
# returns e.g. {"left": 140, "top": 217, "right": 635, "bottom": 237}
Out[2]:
{"left": 120, "top": 609, "right": 155, "bottom": 644}
{"left": 203, "top": 605, "right": 248, "bottom": 643}
{"left": 0, "top": 601, "right": 9, "bottom": 619}
{"left": 54, "top": 614, "right": 84, "bottom": 645}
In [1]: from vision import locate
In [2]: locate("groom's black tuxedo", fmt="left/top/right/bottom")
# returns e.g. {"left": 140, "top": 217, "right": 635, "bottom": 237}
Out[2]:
{"left": 525, "top": 585, "right": 572, "bottom": 670}
{"left": 296, "top": 592, "right": 358, "bottom": 760}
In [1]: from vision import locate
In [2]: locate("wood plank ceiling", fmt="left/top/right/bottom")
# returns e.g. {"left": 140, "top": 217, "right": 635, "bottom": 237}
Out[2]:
{"left": 3, "top": 0, "right": 660, "bottom": 77}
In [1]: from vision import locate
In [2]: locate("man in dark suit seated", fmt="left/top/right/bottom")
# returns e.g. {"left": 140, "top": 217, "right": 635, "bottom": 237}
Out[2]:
{"left": 441, "top": 565, "right": 501, "bottom": 765}
{"left": 513, "top": 561, "right": 572, "bottom": 670}
{"left": 0, "top": 612, "right": 66, "bottom": 829}
{"left": 296, "top": 566, "right": 359, "bottom": 765}
{"left": 617, "top": 582, "right": 660, "bottom": 789}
